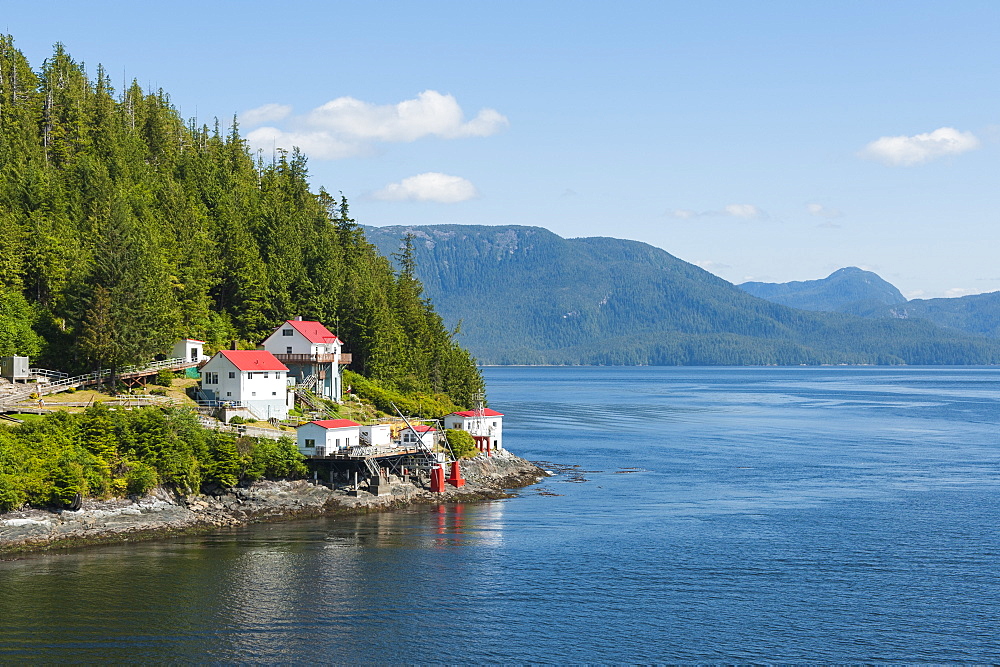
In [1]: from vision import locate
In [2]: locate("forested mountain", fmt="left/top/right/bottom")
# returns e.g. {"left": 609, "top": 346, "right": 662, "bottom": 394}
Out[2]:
{"left": 364, "top": 224, "right": 1000, "bottom": 365}
{"left": 739, "top": 267, "right": 906, "bottom": 313}
{"left": 0, "top": 38, "right": 482, "bottom": 407}
{"left": 862, "top": 292, "right": 1000, "bottom": 339}
{"left": 739, "top": 268, "right": 1000, "bottom": 339}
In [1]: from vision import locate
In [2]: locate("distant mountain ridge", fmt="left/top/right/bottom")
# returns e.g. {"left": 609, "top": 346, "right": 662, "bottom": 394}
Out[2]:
{"left": 739, "top": 267, "right": 906, "bottom": 312}
{"left": 363, "top": 224, "right": 1000, "bottom": 365}
{"left": 738, "top": 268, "right": 1000, "bottom": 339}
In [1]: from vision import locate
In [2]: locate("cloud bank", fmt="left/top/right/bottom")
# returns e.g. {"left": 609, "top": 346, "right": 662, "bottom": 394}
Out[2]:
{"left": 371, "top": 172, "right": 478, "bottom": 203}
{"left": 241, "top": 91, "right": 508, "bottom": 159}
{"left": 860, "top": 127, "right": 980, "bottom": 166}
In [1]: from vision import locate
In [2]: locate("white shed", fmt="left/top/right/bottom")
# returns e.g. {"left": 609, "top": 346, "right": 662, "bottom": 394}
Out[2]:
{"left": 297, "top": 419, "right": 361, "bottom": 457}
{"left": 360, "top": 424, "right": 392, "bottom": 447}
{"left": 171, "top": 338, "right": 208, "bottom": 364}
{"left": 399, "top": 423, "right": 437, "bottom": 449}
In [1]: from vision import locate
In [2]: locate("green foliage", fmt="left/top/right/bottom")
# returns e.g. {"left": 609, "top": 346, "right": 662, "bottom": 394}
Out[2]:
{"left": 0, "top": 407, "right": 307, "bottom": 509}
{"left": 344, "top": 370, "right": 463, "bottom": 419}
{"left": 0, "top": 38, "right": 482, "bottom": 409}
{"left": 445, "top": 429, "right": 478, "bottom": 459}
{"left": 228, "top": 416, "right": 247, "bottom": 425}
{"left": 153, "top": 370, "right": 174, "bottom": 387}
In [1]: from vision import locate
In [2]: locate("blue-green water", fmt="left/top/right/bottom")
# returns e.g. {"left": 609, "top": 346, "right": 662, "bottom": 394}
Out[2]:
{"left": 2, "top": 366, "right": 999, "bottom": 662}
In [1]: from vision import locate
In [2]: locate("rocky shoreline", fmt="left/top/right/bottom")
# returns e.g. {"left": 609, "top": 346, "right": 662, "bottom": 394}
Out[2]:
{"left": 0, "top": 452, "right": 545, "bottom": 556}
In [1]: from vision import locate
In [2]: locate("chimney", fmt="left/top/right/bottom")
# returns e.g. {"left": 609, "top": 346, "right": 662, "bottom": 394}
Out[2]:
{"left": 231, "top": 340, "right": 238, "bottom": 350}
{"left": 295, "top": 316, "right": 303, "bottom": 321}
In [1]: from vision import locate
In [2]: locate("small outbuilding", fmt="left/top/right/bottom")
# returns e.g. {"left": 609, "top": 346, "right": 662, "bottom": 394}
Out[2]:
{"left": 360, "top": 423, "right": 392, "bottom": 447}
{"left": 171, "top": 338, "right": 208, "bottom": 364}
{"left": 297, "top": 419, "right": 362, "bottom": 457}
{"left": 399, "top": 423, "right": 437, "bottom": 449}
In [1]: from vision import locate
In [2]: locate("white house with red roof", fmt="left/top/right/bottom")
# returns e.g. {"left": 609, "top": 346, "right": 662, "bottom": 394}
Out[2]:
{"left": 296, "top": 419, "right": 361, "bottom": 457}
{"left": 399, "top": 423, "right": 437, "bottom": 449}
{"left": 444, "top": 408, "right": 504, "bottom": 454}
{"left": 199, "top": 350, "right": 292, "bottom": 421}
{"left": 260, "top": 317, "right": 349, "bottom": 402}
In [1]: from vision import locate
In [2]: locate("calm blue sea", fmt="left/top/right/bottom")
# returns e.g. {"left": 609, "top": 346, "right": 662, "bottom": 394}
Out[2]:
{"left": 2, "top": 366, "right": 999, "bottom": 662}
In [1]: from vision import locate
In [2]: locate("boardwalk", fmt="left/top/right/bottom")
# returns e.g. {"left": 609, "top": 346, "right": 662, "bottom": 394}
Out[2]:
{"left": 0, "top": 357, "right": 200, "bottom": 411}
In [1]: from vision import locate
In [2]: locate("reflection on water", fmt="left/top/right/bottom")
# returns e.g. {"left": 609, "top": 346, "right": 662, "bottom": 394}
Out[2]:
{"left": 2, "top": 367, "right": 1000, "bottom": 662}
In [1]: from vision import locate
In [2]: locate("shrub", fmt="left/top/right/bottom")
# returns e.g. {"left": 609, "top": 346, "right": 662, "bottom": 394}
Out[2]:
{"left": 228, "top": 416, "right": 247, "bottom": 425}
{"left": 150, "top": 387, "right": 167, "bottom": 396}
{"left": 125, "top": 461, "right": 159, "bottom": 496}
{"left": 153, "top": 370, "right": 173, "bottom": 387}
{"left": 445, "top": 429, "right": 478, "bottom": 459}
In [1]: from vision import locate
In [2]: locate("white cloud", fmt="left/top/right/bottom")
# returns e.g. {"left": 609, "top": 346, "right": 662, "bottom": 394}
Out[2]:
{"left": 239, "top": 103, "right": 292, "bottom": 127}
{"left": 724, "top": 203, "right": 763, "bottom": 219}
{"left": 807, "top": 203, "right": 842, "bottom": 218}
{"left": 667, "top": 204, "right": 766, "bottom": 220}
{"left": 371, "top": 172, "right": 478, "bottom": 203}
{"left": 243, "top": 90, "right": 508, "bottom": 159}
{"left": 244, "top": 126, "right": 365, "bottom": 160}
{"left": 945, "top": 287, "right": 974, "bottom": 298}
{"left": 860, "top": 127, "right": 980, "bottom": 166}
{"left": 693, "top": 260, "right": 732, "bottom": 272}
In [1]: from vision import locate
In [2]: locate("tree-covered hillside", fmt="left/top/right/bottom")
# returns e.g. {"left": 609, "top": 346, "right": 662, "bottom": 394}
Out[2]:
{"left": 364, "top": 224, "right": 1000, "bottom": 366}
{"left": 739, "top": 268, "right": 1000, "bottom": 340}
{"left": 0, "top": 38, "right": 482, "bottom": 407}
{"left": 739, "top": 267, "right": 907, "bottom": 313}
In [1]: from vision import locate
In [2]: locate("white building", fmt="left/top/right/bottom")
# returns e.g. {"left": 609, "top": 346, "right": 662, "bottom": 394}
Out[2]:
{"left": 444, "top": 408, "right": 504, "bottom": 453}
{"left": 199, "top": 350, "right": 292, "bottom": 421}
{"left": 296, "top": 419, "right": 361, "bottom": 457}
{"left": 399, "top": 423, "right": 437, "bottom": 449}
{"left": 171, "top": 338, "right": 208, "bottom": 364}
{"left": 361, "top": 424, "right": 392, "bottom": 447}
{"left": 260, "top": 318, "right": 349, "bottom": 401}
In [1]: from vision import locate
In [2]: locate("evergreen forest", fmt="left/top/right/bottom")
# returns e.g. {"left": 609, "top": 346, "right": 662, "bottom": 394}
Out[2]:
{"left": 0, "top": 38, "right": 483, "bottom": 408}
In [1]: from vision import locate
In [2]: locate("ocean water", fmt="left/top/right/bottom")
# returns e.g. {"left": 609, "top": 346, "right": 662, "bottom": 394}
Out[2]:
{"left": 1, "top": 366, "right": 999, "bottom": 662}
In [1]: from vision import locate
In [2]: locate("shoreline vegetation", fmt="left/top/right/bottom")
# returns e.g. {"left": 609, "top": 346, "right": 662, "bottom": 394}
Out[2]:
{"left": 0, "top": 452, "right": 545, "bottom": 556}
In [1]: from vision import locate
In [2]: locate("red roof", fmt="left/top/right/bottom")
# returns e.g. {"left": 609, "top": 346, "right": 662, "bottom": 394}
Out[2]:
{"left": 410, "top": 424, "right": 436, "bottom": 432}
{"left": 218, "top": 349, "right": 289, "bottom": 372}
{"left": 311, "top": 419, "right": 361, "bottom": 429}
{"left": 450, "top": 409, "right": 504, "bottom": 418}
{"left": 283, "top": 319, "right": 341, "bottom": 344}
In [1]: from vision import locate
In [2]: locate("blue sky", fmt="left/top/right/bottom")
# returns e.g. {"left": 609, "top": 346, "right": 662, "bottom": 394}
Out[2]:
{"left": 4, "top": 0, "right": 998, "bottom": 298}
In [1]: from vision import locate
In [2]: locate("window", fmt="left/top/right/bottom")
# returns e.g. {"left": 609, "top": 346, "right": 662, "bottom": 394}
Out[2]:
{"left": 271, "top": 392, "right": 277, "bottom": 396}
{"left": 251, "top": 392, "right": 256, "bottom": 397}
{"left": 229, "top": 371, "right": 235, "bottom": 379}
{"left": 247, "top": 372, "right": 253, "bottom": 379}
{"left": 286, "top": 346, "right": 293, "bottom": 354}
{"left": 336, "top": 438, "right": 341, "bottom": 447}
{"left": 226, "top": 392, "right": 232, "bottom": 397}
{"left": 204, "top": 372, "right": 218, "bottom": 384}
{"left": 282, "top": 329, "right": 293, "bottom": 336}
{"left": 305, "top": 439, "right": 315, "bottom": 448}
{"left": 263, "top": 372, "right": 269, "bottom": 378}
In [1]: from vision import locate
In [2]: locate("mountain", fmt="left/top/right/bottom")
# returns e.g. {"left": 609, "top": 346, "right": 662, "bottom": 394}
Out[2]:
{"left": 739, "top": 267, "right": 906, "bottom": 313}
{"left": 872, "top": 292, "right": 1000, "bottom": 339}
{"left": 738, "top": 268, "right": 1000, "bottom": 339}
{"left": 363, "top": 224, "right": 1000, "bottom": 366}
